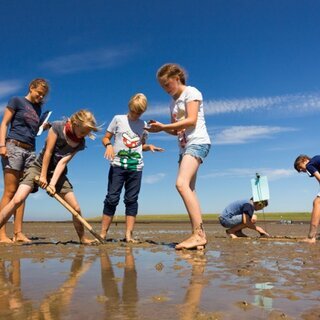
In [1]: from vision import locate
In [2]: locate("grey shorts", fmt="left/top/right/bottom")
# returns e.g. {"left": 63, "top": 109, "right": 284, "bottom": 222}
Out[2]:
{"left": 1, "top": 141, "right": 36, "bottom": 171}
{"left": 21, "top": 164, "right": 73, "bottom": 195}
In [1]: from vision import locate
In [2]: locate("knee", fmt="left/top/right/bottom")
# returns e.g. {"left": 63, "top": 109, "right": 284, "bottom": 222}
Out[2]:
{"left": 175, "top": 179, "right": 186, "bottom": 193}
{"left": 12, "top": 195, "right": 24, "bottom": 208}
{"left": 73, "top": 205, "right": 81, "bottom": 214}
{"left": 3, "top": 187, "right": 18, "bottom": 200}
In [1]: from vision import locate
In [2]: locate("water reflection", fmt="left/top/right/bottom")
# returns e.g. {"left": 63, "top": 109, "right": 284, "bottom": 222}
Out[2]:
{"left": 176, "top": 251, "right": 208, "bottom": 320}
{"left": 100, "top": 247, "right": 138, "bottom": 319}
{"left": 0, "top": 248, "right": 94, "bottom": 319}
{"left": 253, "top": 282, "right": 274, "bottom": 310}
{"left": 0, "top": 259, "right": 33, "bottom": 319}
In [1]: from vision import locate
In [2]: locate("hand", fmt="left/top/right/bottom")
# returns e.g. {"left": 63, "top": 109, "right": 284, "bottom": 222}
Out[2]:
{"left": 42, "top": 122, "right": 52, "bottom": 131}
{"left": 149, "top": 145, "right": 164, "bottom": 152}
{"left": 145, "top": 121, "right": 164, "bottom": 133}
{"left": 104, "top": 145, "right": 114, "bottom": 160}
{"left": 38, "top": 176, "right": 48, "bottom": 189}
{"left": 259, "top": 232, "right": 271, "bottom": 238}
{"left": 0, "top": 146, "right": 7, "bottom": 158}
{"left": 46, "top": 184, "right": 56, "bottom": 196}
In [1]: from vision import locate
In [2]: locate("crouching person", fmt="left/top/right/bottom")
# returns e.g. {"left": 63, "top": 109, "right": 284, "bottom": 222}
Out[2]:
{"left": 219, "top": 198, "right": 270, "bottom": 238}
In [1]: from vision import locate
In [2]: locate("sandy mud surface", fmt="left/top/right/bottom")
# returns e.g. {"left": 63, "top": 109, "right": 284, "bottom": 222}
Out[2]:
{"left": 0, "top": 221, "right": 319, "bottom": 319}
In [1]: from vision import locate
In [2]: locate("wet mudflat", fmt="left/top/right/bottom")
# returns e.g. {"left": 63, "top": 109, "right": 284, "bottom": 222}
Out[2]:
{"left": 0, "top": 221, "right": 319, "bottom": 320}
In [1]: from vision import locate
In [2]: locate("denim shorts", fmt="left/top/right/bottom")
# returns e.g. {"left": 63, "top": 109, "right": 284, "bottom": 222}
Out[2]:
{"left": 179, "top": 144, "right": 211, "bottom": 163}
{"left": 1, "top": 141, "right": 36, "bottom": 171}
{"left": 219, "top": 214, "right": 243, "bottom": 228}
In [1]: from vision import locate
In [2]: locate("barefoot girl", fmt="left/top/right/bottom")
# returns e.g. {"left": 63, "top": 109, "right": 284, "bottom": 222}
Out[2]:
{"left": 0, "top": 78, "right": 49, "bottom": 243}
{"left": 147, "top": 63, "right": 211, "bottom": 250}
{"left": 0, "top": 109, "right": 99, "bottom": 244}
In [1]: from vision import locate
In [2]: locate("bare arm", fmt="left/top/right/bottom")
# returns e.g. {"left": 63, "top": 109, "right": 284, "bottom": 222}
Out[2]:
{"left": 0, "top": 108, "right": 14, "bottom": 157}
{"left": 243, "top": 214, "right": 270, "bottom": 236}
{"left": 49, "top": 152, "right": 75, "bottom": 188}
{"left": 39, "top": 128, "right": 57, "bottom": 188}
{"left": 147, "top": 100, "right": 199, "bottom": 134}
{"left": 313, "top": 171, "right": 320, "bottom": 183}
{"left": 102, "top": 131, "right": 114, "bottom": 160}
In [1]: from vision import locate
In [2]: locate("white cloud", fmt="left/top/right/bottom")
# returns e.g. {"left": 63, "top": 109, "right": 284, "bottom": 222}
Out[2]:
{"left": 143, "top": 173, "right": 166, "bottom": 184}
{"left": 213, "top": 125, "right": 296, "bottom": 145}
{"left": 148, "top": 92, "right": 320, "bottom": 117}
{"left": 206, "top": 92, "right": 320, "bottom": 115}
{"left": 202, "top": 168, "right": 295, "bottom": 181}
{"left": 145, "top": 103, "right": 169, "bottom": 116}
{"left": 0, "top": 80, "right": 22, "bottom": 112}
{"left": 41, "top": 47, "right": 138, "bottom": 74}
{"left": 0, "top": 80, "right": 22, "bottom": 97}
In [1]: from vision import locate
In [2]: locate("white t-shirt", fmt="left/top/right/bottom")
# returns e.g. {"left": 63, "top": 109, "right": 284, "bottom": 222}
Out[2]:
{"left": 107, "top": 115, "right": 148, "bottom": 171}
{"left": 170, "top": 86, "right": 211, "bottom": 152}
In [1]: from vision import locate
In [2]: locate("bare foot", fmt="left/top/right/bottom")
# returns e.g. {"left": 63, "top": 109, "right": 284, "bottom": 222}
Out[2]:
{"left": 126, "top": 238, "right": 139, "bottom": 244}
{"left": 175, "top": 234, "right": 207, "bottom": 250}
{"left": 226, "top": 230, "right": 238, "bottom": 239}
{"left": 0, "top": 236, "right": 13, "bottom": 244}
{"left": 80, "top": 238, "right": 98, "bottom": 245}
{"left": 300, "top": 237, "right": 316, "bottom": 244}
{"left": 13, "top": 232, "right": 32, "bottom": 243}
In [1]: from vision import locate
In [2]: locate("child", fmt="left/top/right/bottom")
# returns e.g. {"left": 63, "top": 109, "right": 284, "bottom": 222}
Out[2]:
{"left": 0, "top": 78, "right": 50, "bottom": 243}
{"left": 147, "top": 63, "right": 211, "bottom": 250}
{"left": 294, "top": 154, "right": 320, "bottom": 243}
{"left": 100, "top": 93, "right": 163, "bottom": 242}
{"left": 0, "top": 109, "right": 99, "bottom": 244}
{"left": 219, "top": 198, "right": 270, "bottom": 238}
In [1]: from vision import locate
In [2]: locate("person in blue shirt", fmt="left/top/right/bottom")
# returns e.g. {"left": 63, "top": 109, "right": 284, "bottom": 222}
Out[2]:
{"left": 219, "top": 198, "right": 270, "bottom": 238}
{"left": 0, "top": 79, "right": 49, "bottom": 243}
{"left": 294, "top": 154, "right": 320, "bottom": 243}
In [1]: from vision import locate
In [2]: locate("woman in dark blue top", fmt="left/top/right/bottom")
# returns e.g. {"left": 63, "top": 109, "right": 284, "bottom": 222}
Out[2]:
{"left": 0, "top": 78, "right": 49, "bottom": 243}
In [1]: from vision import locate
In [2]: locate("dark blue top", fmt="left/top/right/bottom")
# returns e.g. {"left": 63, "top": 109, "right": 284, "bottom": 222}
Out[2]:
{"left": 6, "top": 97, "right": 42, "bottom": 147}
{"left": 306, "top": 155, "right": 320, "bottom": 177}
{"left": 221, "top": 199, "right": 254, "bottom": 218}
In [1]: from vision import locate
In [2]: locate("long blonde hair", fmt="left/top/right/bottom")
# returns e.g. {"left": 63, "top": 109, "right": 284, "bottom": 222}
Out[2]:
{"left": 70, "top": 109, "right": 100, "bottom": 140}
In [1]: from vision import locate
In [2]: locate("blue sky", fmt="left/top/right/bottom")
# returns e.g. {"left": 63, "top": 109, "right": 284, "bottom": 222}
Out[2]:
{"left": 1, "top": 1, "right": 320, "bottom": 220}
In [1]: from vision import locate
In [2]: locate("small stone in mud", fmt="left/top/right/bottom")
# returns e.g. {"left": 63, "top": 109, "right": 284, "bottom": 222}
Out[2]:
{"left": 116, "top": 262, "right": 125, "bottom": 268}
{"left": 173, "top": 264, "right": 183, "bottom": 270}
{"left": 235, "top": 300, "right": 252, "bottom": 310}
{"left": 237, "top": 268, "right": 251, "bottom": 276}
{"left": 96, "top": 295, "right": 109, "bottom": 303}
{"left": 155, "top": 262, "right": 164, "bottom": 271}
{"left": 152, "top": 295, "right": 169, "bottom": 302}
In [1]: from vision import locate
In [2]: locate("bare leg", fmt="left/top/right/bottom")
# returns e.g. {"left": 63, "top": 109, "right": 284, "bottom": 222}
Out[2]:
{"left": 175, "top": 155, "right": 207, "bottom": 250}
{"left": 125, "top": 215, "right": 137, "bottom": 242}
{"left": 0, "top": 184, "right": 32, "bottom": 233}
{"left": 13, "top": 201, "right": 31, "bottom": 243}
{"left": 61, "top": 192, "right": 94, "bottom": 244}
{"left": 100, "top": 214, "right": 113, "bottom": 239}
{"left": 302, "top": 197, "right": 320, "bottom": 244}
{"left": 0, "top": 169, "right": 23, "bottom": 243}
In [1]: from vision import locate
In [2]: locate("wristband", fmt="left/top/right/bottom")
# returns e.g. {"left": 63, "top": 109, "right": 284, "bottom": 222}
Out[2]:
{"left": 0, "top": 145, "right": 5, "bottom": 148}
{"left": 104, "top": 142, "right": 112, "bottom": 147}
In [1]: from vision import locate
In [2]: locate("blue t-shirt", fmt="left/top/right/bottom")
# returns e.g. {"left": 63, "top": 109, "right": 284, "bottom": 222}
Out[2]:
{"left": 306, "top": 155, "right": 320, "bottom": 177}
{"left": 6, "top": 97, "right": 42, "bottom": 147}
{"left": 221, "top": 199, "right": 254, "bottom": 219}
